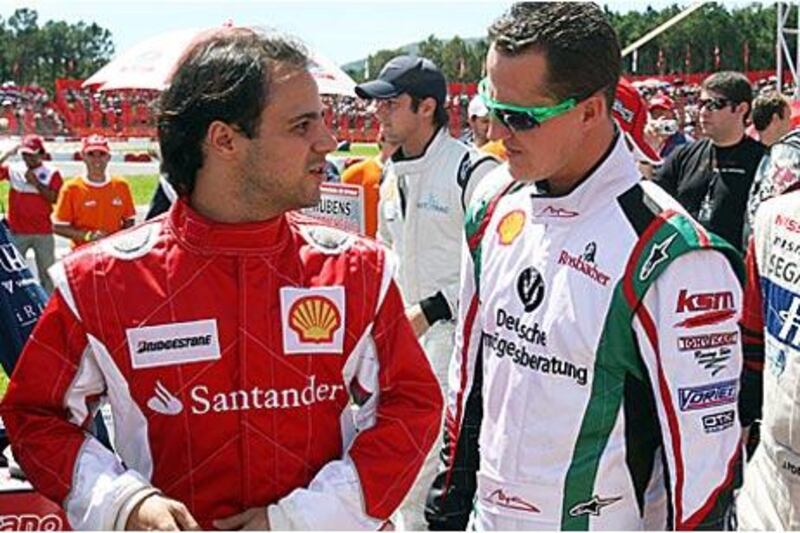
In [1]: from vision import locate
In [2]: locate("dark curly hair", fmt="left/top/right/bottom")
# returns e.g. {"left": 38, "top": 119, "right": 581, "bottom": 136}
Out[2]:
{"left": 488, "top": 2, "right": 621, "bottom": 112}
{"left": 158, "top": 28, "right": 308, "bottom": 197}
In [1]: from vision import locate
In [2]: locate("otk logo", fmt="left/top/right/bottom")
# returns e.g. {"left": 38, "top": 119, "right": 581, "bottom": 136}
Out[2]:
{"left": 281, "top": 286, "right": 345, "bottom": 354}
{"left": 497, "top": 210, "right": 526, "bottom": 245}
{"left": 289, "top": 295, "right": 341, "bottom": 343}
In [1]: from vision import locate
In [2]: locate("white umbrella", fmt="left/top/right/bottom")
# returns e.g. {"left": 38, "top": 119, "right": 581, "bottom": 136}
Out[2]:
{"left": 83, "top": 26, "right": 356, "bottom": 96}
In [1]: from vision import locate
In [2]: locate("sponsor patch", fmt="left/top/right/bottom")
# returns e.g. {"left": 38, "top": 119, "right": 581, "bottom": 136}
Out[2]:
{"left": 678, "top": 332, "right": 738, "bottom": 351}
{"left": 535, "top": 205, "right": 578, "bottom": 219}
{"left": 694, "top": 347, "right": 732, "bottom": 376}
{"left": 639, "top": 233, "right": 677, "bottom": 281}
{"left": 280, "top": 286, "right": 345, "bottom": 354}
{"left": 678, "top": 380, "right": 737, "bottom": 411}
{"left": 765, "top": 281, "right": 800, "bottom": 350}
{"left": 127, "top": 319, "right": 221, "bottom": 369}
{"left": 701, "top": 410, "right": 735, "bottom": 433}
{"left": 0, "top": 243, "right": 27, "bottom": 273}
{"left": 568, "top": 495, "right": 622, "bottom": 517}
{"left": 675, "top": 289, "right": 734, "bottom": 313}
{"left": 484, "top": 489, "right": 540, "bottom": 513}
{"left": 497, "top": 210, "right": 525, "bottom": 245}
{"left": 674, "top": 310, "right": 737, "bottom": 329}
{"left": 517, "top": 266, "right": 545, "bottom": 312}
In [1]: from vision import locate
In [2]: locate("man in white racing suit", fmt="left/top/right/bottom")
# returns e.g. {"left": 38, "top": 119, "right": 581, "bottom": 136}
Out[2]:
{"left": 356, "top": 55, "right": 498, "bottom": 530}
{"left": 738, "top": 182, "right": 800, "bottom": 529}
{"left": 426, "top": 3, "right": 745, "bottom": 530}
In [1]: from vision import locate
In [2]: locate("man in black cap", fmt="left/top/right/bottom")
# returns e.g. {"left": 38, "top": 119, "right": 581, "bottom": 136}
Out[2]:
{"left": 356, "top": 56, "right": 498, "bottom": 530}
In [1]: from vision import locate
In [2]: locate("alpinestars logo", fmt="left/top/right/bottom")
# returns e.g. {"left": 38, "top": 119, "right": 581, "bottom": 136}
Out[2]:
{"left": 517, "top": 266, "right": 545, "bottom": 312}
{"left": 568, "top": 495, "right": 622, "bottom": 517}
{"left": 639, "top": 233, "right": 677, "bottom": 281}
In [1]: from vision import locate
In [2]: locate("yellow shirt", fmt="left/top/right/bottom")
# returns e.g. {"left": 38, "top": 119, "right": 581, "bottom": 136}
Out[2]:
{"left": 54, "top": 176, "right": 136, "bottom": 246}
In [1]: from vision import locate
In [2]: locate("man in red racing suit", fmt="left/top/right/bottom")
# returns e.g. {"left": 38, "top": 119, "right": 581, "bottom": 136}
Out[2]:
{"left": 1, "top": 28, "right": 442, "bottom": 531}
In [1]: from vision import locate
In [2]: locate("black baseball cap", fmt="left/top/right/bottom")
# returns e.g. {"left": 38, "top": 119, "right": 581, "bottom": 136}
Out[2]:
{"left": 355, "top": 55, "right": 447, "bottom": 106}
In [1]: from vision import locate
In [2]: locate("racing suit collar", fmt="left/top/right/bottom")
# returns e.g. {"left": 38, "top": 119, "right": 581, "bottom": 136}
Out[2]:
{"left": 168, "top": 198, "right": 291, "bottom": 255}
{"left": 529, "top": 132, "right": 640, "bottom": 224}
{"left": 391, "top": 127, "right": 448, "bottom": 169}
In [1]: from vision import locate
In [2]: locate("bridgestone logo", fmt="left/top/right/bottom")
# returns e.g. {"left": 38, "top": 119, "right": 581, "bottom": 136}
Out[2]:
{"left": 138, "top": 335, "right": 212, "bottom": 353}
{"left": 127, "top": 319, "right": 221, "bottom": 369}
{"left": 678, "top": 332, "right": 738, "bottom": 351}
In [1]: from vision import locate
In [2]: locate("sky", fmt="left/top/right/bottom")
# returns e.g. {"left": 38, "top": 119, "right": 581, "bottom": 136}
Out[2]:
{"left": 5, "top": 0, "right": 758, "bottom": 67}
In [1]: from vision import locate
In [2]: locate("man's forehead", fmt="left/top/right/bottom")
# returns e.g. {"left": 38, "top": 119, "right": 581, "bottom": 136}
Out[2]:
{"left": 487, "top": 46, "right": 554, "bottom": 104}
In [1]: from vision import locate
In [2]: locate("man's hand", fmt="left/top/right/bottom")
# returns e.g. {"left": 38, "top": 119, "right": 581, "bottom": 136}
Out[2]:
{"left": 213, "top": 507, "right": 270, "bottom": 531}
{"left": 24, "top": 168, "right": 38, "bottom": 187}
{"left": 125, "top": 493, "right": 200, "bottom": 531}
{"left": 406, "top": 305, "right": 430, "bottom": 338}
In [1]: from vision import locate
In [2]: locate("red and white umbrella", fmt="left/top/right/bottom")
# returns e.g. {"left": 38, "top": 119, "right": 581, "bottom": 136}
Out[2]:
{"left": 83, "top": 25, "right": 356, "bottom": 96}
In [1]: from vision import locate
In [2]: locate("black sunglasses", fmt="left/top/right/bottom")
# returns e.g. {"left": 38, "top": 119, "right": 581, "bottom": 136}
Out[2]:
{"left": 698, "top": 97, "right": 734, "bottom": 111}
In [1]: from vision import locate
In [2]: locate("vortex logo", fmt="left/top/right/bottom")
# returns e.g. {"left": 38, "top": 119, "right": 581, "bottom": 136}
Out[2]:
{"left": 289, "top": 296, "right": 342, "bottom": 343}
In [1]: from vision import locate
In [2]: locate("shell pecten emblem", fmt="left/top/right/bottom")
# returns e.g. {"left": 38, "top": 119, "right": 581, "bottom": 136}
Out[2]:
{"left": 497, "top": 209, "right": 526, "bottom": 245}
{"left": 288, "top": 295, "right": 342, "bottom": 343}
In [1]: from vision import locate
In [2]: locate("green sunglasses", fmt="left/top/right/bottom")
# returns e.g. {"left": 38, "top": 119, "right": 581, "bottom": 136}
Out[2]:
{"left": 478, "top": 78, "right": 578, "bottom": 131}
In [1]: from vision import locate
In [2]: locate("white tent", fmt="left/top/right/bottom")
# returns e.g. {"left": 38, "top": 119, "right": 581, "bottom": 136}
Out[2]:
{"left": 83, "top": 26, "right": 356, "bottom": 96}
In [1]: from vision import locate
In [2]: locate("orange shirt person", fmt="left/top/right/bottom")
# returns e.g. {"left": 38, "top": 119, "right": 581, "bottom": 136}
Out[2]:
{"left": 53, "top": 135, "right": 135, "bottom": 248}
{"left": 340, "top": 131, "right": 398, "bottom": 238}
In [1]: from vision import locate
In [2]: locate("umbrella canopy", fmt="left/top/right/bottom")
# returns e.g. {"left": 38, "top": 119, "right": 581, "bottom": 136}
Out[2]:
{"left": 83, "top": 26, "right": 356, "bottom": 96}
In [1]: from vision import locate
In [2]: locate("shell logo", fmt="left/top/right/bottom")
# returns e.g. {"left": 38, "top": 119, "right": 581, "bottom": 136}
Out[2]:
{"left": 497, "top": 210, "right": 526, "bottom": 245}
{"left": 289, "top": 295, "right": 342, "bottom": 343}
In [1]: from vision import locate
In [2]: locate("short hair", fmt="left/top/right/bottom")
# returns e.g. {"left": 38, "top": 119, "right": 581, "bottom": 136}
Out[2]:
{"left": 702, "top": 71, "right": 754, "bottom": 119}
{"left": 488, "top": 2, "right": 622, "bottom": 112}
{"left": 752, "top": 91, "right": 789, "bottom": 132}
{"left": 409, "top": 94, "right": 449, "bottom": 129}
{"left": 158, "top": 28, "right": 308, "bottom": 196}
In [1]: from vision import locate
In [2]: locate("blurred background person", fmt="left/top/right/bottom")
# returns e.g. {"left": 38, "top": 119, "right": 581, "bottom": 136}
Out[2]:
{"left": 0, "top": 134, "right": 62, "bottom": 293}
{"left": 52, "top": 134, "right": 135, "bottom": 248}
{"left": 340, "top": 127, "right": 398, "bottom": 238}
{"left": 646, "top": 94, "right": 691, "bottom": 158}
{"left": 654, "top": 71, "right": 765, "bottom": 253}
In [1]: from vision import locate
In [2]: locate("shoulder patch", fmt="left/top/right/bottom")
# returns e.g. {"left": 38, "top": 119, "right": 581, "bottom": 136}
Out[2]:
{"left": 298, "top": 224, "right": 356, "bottom": 255}
{"left": 101, "top": 223, "right": 159, "bottom": 260}
{"left": 456, "top": 152, "right": 472, "bottom": 191}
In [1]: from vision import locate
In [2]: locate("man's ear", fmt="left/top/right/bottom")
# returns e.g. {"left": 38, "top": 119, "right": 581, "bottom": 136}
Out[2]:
{"left": 419, "top": 97, "right": 438, "bottom": 121}
{"left": 580, "top": 93, "right": 608, "bottom": 129}
{"left": 205, "top": 120, "right": 241, "bottom": 160}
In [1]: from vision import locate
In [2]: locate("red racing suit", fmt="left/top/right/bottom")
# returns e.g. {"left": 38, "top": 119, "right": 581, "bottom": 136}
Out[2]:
{"left": 1, "top": 199, "right": 443, "bottom": 530}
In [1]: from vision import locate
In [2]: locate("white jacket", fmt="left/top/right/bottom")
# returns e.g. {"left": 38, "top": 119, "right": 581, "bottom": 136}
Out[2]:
{"left": 378, "top": 128, "right": 498, "bottom": 316}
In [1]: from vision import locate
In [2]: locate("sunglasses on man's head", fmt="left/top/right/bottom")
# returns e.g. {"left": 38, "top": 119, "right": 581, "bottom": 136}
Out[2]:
{"left": 478, "top": 78, "right": 577, "bottom": 132}
{"left": 698, "top": 97, "right": 734, "bottom": 111}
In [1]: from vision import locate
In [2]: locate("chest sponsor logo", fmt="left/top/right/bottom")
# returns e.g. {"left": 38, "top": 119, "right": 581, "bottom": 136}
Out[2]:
{"left": 517, "top": 266, "right": 545, "bottom": 312}
{"left": 148, "top": 375, "right": 345, "bottom": 416}
{"left": 0, "top": 514, "right": 64, "bottom": 531}
{"left": 557, "top": 242, "right": 610, "bottom": 287}
{"left": 772, "top": 235, "right": 800, "bottom": 256}
{"left": 767, "top": 254, "right": 800, "bottom": 285}
{"left": 148, "top": 380, "right": 183, "bottom": 415}
{"left": 280, "top": 286, "right": 345, "bottom": 354}
{"left": 127, "top": 319, "right": 221, "bottom": 369}
{"left": 701, "top": 410, "right": 735, "bottom": 433}
{"left": 776, "top": 214, "right": 800, "bottom": 234}
{"left": 568, "top": 495, "right": 622, "bottom": 517}
{"left": 639, "top": 233, "right": 677, "bottom": 281}
{"left": 417, "top": 192, "right": 449, "bottom": 214}
{"left": 678, "top": 331, "right": 738, "bottom": 351}
{"left": 497, "top": 210, "right": 525, "bottom": 245}
{"left": 482, "top": 330, "right": 587, "bottom": 385}
{"left": 485, "top": 489, "right": 540, "bottom": 513}
{"left": 694, "top": 347, "right": 732, "bottom": 377}
{"left": 83, "top": 199, "right": 97, "bottom": 207}
{"left": 768, "top": 290, "right": 800, "bottom": 351}
{"left": 768, "top": 348, "right": 787, "bottom": 377}
{"left": 0, "top": 243, "right": 27, "bottom": 273}
{"left": 783, "top": 459, "right": 800, "bottom": 478}
{"left": 112, "top": 197, "right": 123, "bottom": 206}
{"left": 495, "top": 308, "right": 547, "bottom": 346}
{"left": 678, "top": 380, "right": 737, "bottom": 411}
{"left": 535, "top": 205, "right": 579, "bottom": 219}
